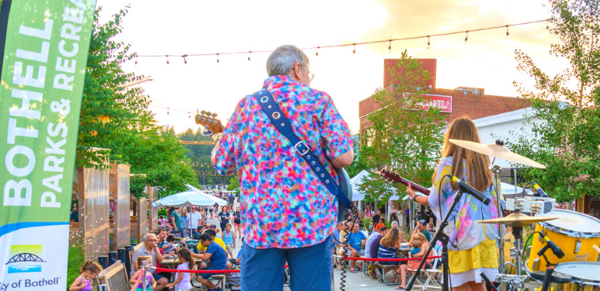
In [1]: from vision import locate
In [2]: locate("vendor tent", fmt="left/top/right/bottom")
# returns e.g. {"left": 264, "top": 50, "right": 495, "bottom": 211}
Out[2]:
{"left": 500, "top": 182, "right": 533, "bottom": 198}
{"left": 152, "top": 190, "right": 227, "bottom": 207}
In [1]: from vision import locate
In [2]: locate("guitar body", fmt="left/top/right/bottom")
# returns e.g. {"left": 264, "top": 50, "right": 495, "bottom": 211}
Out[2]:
{"left": 337, "top": 168, "right": 353, "bottom": 222}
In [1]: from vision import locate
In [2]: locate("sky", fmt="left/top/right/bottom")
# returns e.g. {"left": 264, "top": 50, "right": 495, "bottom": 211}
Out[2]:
{"left": 96, "top": 0, "right": 564, "bottom": 133}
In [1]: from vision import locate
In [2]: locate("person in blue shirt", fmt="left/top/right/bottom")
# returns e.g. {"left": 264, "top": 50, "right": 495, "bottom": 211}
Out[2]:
{"left": 342, "top": 223, "right": 366, "bottom": 273}
{"left": 194, "top": 234, "right": 226, "bottom": 291}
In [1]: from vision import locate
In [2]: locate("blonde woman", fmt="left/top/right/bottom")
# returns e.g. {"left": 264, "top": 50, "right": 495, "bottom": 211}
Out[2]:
{"left": 405, "top": 117, "right": 502, "bottom": 291}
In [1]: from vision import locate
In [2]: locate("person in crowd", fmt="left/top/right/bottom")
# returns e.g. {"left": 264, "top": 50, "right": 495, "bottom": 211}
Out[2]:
{"left": 166, "top": 249, "right": 194, "bottom": 291}
{"left": 197, "top": 229, "right": 227, "bottom": 252}
{"left": 377, "top": 227, "right": 403, "bottom": 284}
{"left": 169, "top": 207, "right": 182, "bottom": 235}
{"left": 233, "top": 205, "right": 242, "bottom": 240}
{"left": 369, "top": 226, "right": 388, "bottom": 260}
{"left": 130, "top": 256, "right": 157, "bottom": 291}
{"left": 365, "top": 226, "right": 381, "bottom": 258}
{"left": 180, "top": 207, "right": 188, "bottom": 237}
{"left": 212, "top": 45, "right": 353, "bottom": 290}
{"left": 158, "top": 215, "right": 168, "bottom": 228}
{"left": 131, "top": 233, "right": 171, "bottom": 291}
{"left": 397, "top": 232, "right": 431, "bottom": 289}
{"left": 414, "top": 219, "right": 432, "bottom": 242}
{"left": 222, "top": 223, "right": 237, "bottom": 258}
{"left": 391, "top": 221, "right": 399, "bottom": 229}
{"left": 194, "top": 234, "right": 227, "bottom": 291}
{"left": 156, "top": 228, "right": 168, "bottom": 249}
{"left": 187, "top": 206, "right": 203, "bottom": 238}
{"left": 70, "top": 260, "right": 103, "bottom": 291}
{"left": 372, "top": 210, "right": 381, "bottom": 226}
{"left": 217, "top": 206, "right": 231, "bottom": 233}
{"left": 376, "top": 218, "right": 386, "bottom": 231}
{"left": 70, "top": 206, "right": 79, "bottom": 222}
{"left": 390, "top": 204, "right": 399, "bottom": 224}
{"left": 428, "top": 221, "right": 435, "bottom": 233}
{"left": 333, "top": 222, "right": 344, "bottom": 249}
{"left": 209, "top": 224, "right": 221, "bottom": 236}
{"left": 163, "top": 235, "right": 176, "bottom": 254}
{"left": 208, "top": 205, "right": 214, "bottom": 219}
{"left": 338, "top": 223, "right": 366, "bottom": 273}
{"left": 365, "top": 205, "right": 373, "bottom": 218}
{"left": 199, "top": 206, "right": 207, "bottom": 227}
{"left": 404, "top": 117, "right": 502, "bottom": 291}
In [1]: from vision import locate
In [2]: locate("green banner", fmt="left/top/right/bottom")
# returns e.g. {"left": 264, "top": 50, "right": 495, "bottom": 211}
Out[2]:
{"left": 0, "top": 0, "right": 96, "bottom": 289}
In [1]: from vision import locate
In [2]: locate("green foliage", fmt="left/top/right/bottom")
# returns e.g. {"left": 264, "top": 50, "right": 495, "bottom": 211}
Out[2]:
{"left": 362, "top": 217, "right": 372, "bottom": 230}
{"left": 358, "top": 50, "right": 445, "bottom": 206}
{"left": 158, "top": 209, "right": 167, "bottom": 217}
{"left": 67, "top": 232, "right": 85, "bottom": 289}
{"left": 227, "top": 176, "right": 240, "bottom": 190}
{"left": 178, "top": 129, "right": 235, "bottom": 185}
{"left": 507, "top": 0, "right": 600, "bottom": 202}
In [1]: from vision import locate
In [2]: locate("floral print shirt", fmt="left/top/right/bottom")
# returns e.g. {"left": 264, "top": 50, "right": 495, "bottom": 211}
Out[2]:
{"left": 214, "top": 75, "right": 353, "bottom": 249}
{"left": 428, "top": 157, "right": 503, "bottom": 251}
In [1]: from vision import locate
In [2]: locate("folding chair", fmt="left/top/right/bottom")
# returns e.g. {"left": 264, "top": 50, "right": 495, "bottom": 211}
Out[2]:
{"left": 410, "top": 249, "right": 442, "bottom": 291}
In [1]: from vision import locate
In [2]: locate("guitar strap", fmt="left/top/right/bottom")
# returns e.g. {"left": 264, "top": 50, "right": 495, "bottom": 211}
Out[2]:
{"left": 252, "top": 89, "right": 352, "bottom": 209}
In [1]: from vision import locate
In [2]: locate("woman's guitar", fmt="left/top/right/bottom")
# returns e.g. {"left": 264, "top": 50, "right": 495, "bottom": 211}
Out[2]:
{"left": 195, "top": 110, "right": 352, "bottom": 222}
{"left": 373, "top": 168, "right": 431, "bottom": 195}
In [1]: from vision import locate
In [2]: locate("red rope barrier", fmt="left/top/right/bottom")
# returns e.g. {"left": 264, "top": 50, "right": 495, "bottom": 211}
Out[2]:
{"left": 343, "top": 256, "right": 440, "bottom": 262}
{"left": 155, "top": 267, "right": 240, "bottom": 274}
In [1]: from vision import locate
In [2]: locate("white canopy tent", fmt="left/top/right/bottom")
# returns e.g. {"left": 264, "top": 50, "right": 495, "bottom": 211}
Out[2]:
{"left": 152, "top": 190, "right": 227, "bottom": 208}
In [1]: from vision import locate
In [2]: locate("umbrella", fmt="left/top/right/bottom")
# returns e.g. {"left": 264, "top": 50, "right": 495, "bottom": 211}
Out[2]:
{"left": 501, "top": 182, "right": 533, "bottom": 198}
{"left": 152, "top": 190, "right": 227, "bottom": 208}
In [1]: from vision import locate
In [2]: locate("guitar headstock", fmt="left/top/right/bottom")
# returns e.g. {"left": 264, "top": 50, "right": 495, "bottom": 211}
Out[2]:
{"left": 195, "top": 110, "right": 224, "bottom": 136}
{"left": 376, "top": 167, "right": 402, "bottom": 184}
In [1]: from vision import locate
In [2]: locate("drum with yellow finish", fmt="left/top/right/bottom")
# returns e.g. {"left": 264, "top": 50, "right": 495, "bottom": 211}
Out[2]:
{"left": 528, "top": 210, "right": 600, "bottom": 272}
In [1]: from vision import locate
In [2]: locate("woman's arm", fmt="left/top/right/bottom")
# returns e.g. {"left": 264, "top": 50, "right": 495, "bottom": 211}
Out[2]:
{"left": 415, "top": 242, "right": 429, "bottom": 257}
{"left": 129, "top": 271, "right": 139, "bottom": 283}
{"left": 406, "top": 184, "right": 429, "bottom": 206}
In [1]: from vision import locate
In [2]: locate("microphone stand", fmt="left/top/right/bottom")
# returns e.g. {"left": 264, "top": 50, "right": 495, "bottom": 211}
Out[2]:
{"left": 406, "top": 190, "right": 465, "bottom": 291}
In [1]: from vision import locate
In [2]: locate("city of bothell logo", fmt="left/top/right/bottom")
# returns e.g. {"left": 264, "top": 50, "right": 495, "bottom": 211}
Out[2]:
{"left": 6, "top": 245, "right": 44, "bottom": 273}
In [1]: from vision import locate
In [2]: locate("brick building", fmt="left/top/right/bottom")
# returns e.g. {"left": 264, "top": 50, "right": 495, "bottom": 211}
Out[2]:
{"left": 359, "top": 59, "right": 529, "bottom": 133}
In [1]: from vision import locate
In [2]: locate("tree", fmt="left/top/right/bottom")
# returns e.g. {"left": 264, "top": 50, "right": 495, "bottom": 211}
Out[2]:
{"left": 359, "top": 50, "right": 446, "bottom": 205}
{"left": 227, "top": 176, "right": 240, "bottom": 191}
{"left": 506, "top": 0, "right": 600, "bottom": 202}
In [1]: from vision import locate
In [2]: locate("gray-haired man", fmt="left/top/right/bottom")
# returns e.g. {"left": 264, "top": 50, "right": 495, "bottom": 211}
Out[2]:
{"left": 130, "top": 233, "right": 171, "bottom": 291}
{"left": 212, "top": 45, "right": 353, "bottom": 290}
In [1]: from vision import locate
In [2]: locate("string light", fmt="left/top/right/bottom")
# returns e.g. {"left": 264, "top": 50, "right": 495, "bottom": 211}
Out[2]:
{"left": 136, "top": 19, "right": 547, "bottom": 64}
{"left": 182, "top": 54, "right": 188, "bottom": 64}
{"left": 464, "top": 31, "right": 469, "bottom": 44}
{"left": 135, "top": 56, "right": 138, "bottom": 65}
{"left": 388, "top": 40, "right": 392, "bottom": 53}
{"left": 166, "top": 55, "right": 169, "bottom": 65}
{"left": 506, "top": 26, "right": 509, "bottom": 39}
{"left": 427, "top": 36, "right": 430, "bottom": 49}
{"left": 248, "top": 51, "right": 251, "bottom": 61}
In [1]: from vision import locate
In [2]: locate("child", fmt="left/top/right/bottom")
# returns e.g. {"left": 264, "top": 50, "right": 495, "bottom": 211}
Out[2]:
{"left": 164, "top": 235, "right": 176, "bottom": 254}
{"left": 69, "top": 260, "right": 103, "bottom": 291}
{"left": 166, "top": 249, "right": 194, "bottom": 291}
{"left": 130, "top": 256, "right": 157, "bottom": 291}
{"left": 222, "top": 223, "right": 236, "bottom": 258}
{"left": 407, "top": 239, "right": 425, "bottom": 270}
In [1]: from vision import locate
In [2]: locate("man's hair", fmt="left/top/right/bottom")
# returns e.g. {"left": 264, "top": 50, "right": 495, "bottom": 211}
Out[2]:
{"left": 266, "top": 45, "right": 309, "bottom": 76}
{"left": 379, "top": 226, "right": 388, "bottom": 232}
{"left": 199, "top": 233, "right": 212, "bottom": 242}
{"left": 166, "top": 235, "right": 176, "bottom": 242}
{"left": 205, "top": 229, "right": 216, "bottom": 237}
{"left": 143, "top": 233, "right": 156, "bottom": 242}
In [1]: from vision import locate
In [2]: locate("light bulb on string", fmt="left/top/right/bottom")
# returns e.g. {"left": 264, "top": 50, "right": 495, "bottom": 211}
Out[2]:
{"left": 506, "top": 26, "right": 509, "bottom": 39}
{"left": 464, "top": 31, "right": 469, "bottom": 44}
{"left": 217, "top": 53, "right": 220, "bottom": 63}
{"left": 183, "top": 54, "right": 188, "bottom": 64}
{"left": 427, "top": 36, "right": 430, "bottom": 49}
{"left": 388, "top": 40, "right": 392, "bottom": 54}
{"left": 248, "top": 51, "right": 251, "bottom": 61}
{"left": 166, "top": 55, "right": 169, "bottom": 65}
{"left": 316, "top": 47, "right": 319, "bottom": 56}
{"left": 135, "top": 56, "right": 138, "bottom": 66}
{"left": 353, "top": 43, "right": 356, "bottom": 54}
{"left": 546, "top": 19, "right": 549, "bottom": 30}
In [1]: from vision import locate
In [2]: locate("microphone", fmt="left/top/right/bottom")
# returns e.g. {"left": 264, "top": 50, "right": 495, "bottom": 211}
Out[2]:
{"left": 533, "top": 182, "right": 549, "bottom": 197}
{"left": 538, "top": 233, "right": 565, "bottom": 258}
{"left": 450, "top": 176, "right": 491, "bottom": 205}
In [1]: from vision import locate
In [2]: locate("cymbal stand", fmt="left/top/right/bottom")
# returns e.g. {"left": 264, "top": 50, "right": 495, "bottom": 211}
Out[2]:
{"left": 495, "top": 213, "right": 529, "bottom": 291}
{"left": 406, "top": 190, "right": 465, "bottom": 291}
{"left": 491, "top": 165, "right": 505, "bottom": 276}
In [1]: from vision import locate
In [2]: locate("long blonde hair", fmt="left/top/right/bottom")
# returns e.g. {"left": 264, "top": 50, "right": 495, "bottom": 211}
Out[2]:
{"left": 180, "top": 207, "right": 188, "bottom": 217}
{"left": 380, "top": 228, "right": 400, "bottom": 248}
{"left": 435, "top": 117, "right": 492, "bottom": 192}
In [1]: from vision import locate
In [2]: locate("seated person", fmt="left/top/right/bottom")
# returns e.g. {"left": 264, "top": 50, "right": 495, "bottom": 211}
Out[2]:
{"left": 209, "top": 224, "right": 221, "bottom": 236}
{"left": 162, "top": 235, "right": 176, "bottom": 254}
{"left": 398, "top": 232, "right": 430, "bottom": 289}
{"left": 377, "top": 228, "right": 403, "bottom": 283}
{"left": 193, "top": 234, "right": 227, "bottom": 291}
{"left": 338, "top": 223, "right": 366, "bottom": 273}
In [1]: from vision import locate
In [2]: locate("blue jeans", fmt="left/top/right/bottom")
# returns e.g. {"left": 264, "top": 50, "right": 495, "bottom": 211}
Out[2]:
{"left": 240, "top": 235, "right": 333, "bottom": 291}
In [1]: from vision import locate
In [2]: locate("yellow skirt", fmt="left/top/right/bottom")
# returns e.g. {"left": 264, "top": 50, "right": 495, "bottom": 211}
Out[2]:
{"left": 448, "top": 238, "right": 499, "bottom": 274}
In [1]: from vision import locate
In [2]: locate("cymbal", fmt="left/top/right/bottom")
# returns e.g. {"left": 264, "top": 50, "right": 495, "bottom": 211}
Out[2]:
{"left": 449, "top": 139, "right": 546, "bottom": 169}
{"left": 477, "top": 212, "right": 558, "bottom": 227}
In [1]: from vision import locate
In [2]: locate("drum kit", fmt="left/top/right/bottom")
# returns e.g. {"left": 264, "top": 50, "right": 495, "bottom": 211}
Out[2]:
{"left": 448, "top": 139, "right": 600, "bottom": 291}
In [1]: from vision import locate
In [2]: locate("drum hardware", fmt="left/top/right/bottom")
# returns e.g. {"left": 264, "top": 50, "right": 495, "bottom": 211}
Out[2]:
{"left": 575, "top": 236, "right": 581, "bottom": 253}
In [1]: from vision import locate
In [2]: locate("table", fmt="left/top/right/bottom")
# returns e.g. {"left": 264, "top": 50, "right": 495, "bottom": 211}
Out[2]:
{"left": 160, "top": 258, "right": 203, "bottom": 269}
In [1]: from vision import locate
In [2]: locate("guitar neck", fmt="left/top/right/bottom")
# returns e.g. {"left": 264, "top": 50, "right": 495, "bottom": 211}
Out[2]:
{"left": 374, "top": 169, "right": 430, "bottom": 195}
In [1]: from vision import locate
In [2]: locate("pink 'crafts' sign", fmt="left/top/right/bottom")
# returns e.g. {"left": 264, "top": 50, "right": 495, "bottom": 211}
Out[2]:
{"left": 415, "top": 94, "right": 452, "bottom": 113}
